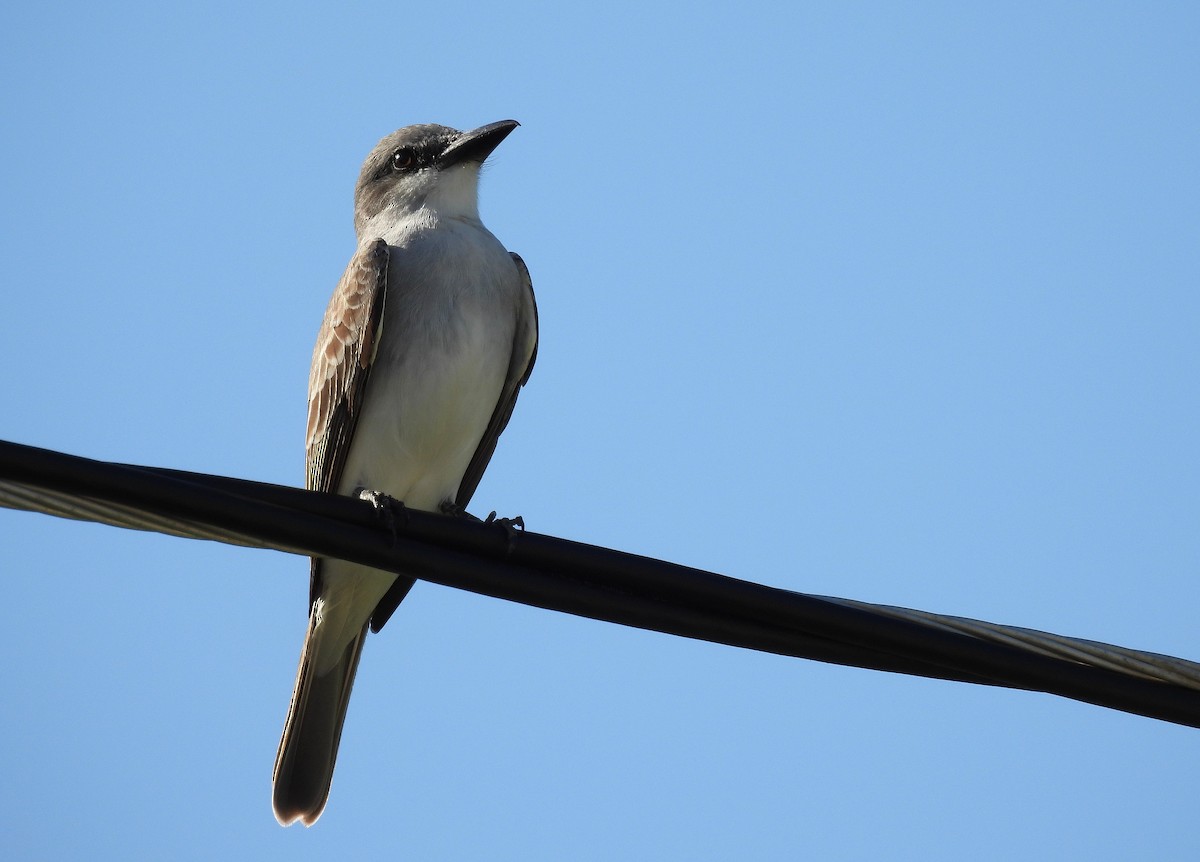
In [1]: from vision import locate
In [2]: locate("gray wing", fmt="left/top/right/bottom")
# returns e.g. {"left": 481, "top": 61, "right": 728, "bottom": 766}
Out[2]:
{"left": 305, "top": 239, "right": 389, "bottom": 603}
{"left": 454, "top": 251, "right": 539, "bottom": 508}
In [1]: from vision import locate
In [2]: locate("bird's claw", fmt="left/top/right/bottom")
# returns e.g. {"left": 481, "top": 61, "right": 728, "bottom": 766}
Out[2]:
{"left": 357, "top": 489, "right": 408, "bottom": 543}
{"left": 485, "top": 511, "right": 526, "bottom": 554}
{"left": 439, "top": 500, "right": 481, "bottom": 521}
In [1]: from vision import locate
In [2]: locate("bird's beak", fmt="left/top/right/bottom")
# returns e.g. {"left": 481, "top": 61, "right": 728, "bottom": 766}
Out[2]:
{"left": 438, "top": 119, "right": 520, "bottom": 169}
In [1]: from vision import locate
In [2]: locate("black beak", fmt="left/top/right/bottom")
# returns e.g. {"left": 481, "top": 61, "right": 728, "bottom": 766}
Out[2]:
{"left": 438, "top": 119, "right": 520, "bottom": 169}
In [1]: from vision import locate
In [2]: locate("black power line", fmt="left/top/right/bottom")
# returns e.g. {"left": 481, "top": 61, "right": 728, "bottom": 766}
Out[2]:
{"left": 1, "top": 438, "right": 1198, "bottom": 728}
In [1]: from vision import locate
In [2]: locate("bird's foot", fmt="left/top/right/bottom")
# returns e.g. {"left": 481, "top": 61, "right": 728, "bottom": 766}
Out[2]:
{"left": 439, "top": 500, "right": 481, "bottom": 521}
{"left": 357, "top": 489, "right": 408, "bottom": 543}
{"left": 485, "top": 511, "right": 526, "bottom": 555}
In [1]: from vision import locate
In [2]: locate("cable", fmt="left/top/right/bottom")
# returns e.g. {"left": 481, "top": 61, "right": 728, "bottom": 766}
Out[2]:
{"left": 2, "top": 437, "right": 1198, "bottom": 728}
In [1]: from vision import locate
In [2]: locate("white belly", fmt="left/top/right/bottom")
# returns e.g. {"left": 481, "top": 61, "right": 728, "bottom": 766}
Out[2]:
{"left": 335, "top": 219, "right": 519, "bottom": 512}
{"left": 336, "top": 304, "right": 511, "bottom": 509}
{"left": 312, "top": 221, "right": 519, "bottom": 667}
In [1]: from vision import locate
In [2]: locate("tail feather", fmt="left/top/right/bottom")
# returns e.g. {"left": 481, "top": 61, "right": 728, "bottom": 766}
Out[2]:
{"left": 272, "top": 617, "right": 368, "bottom": 827}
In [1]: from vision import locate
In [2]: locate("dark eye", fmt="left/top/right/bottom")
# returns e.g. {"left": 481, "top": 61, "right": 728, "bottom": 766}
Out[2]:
{"left": 391, "top": 148, "right": 416, "bottom": 172}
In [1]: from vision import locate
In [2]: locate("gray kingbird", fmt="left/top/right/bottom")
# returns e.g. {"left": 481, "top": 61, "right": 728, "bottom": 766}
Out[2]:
{"left": 272, "top": 120, "right": 538, "bottom": 826}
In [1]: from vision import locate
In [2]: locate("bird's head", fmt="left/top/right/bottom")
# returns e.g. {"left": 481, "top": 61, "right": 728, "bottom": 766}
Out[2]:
{"left": 353, "top": 120, "right": 518, "bottom": 237}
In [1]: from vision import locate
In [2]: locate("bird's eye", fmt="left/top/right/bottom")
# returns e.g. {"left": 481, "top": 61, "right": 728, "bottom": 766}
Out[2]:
{"left": 391, "top": 149, "right": 416, "bottom": 172}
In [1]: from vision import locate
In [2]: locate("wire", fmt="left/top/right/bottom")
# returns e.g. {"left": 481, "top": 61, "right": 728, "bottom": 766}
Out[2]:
{"left": 2, "top": 437, "right": 1198, "bottom": 728}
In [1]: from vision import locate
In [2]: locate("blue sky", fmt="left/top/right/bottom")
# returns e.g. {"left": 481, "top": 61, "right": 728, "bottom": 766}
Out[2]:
{"left": 2, "top": 2, "right": 1198, "bottom": 859}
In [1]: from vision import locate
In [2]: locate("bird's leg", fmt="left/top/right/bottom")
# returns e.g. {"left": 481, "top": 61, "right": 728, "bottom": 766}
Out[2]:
{"left": 439, "top": 500, "right": 482, "bottom": 521}
{"left": 357, "top": 488, "right": 408, "bottom": 544}
{"left": 485, "top": 511, "right": 526, "bottom": 555}
{"left": 441, "top": 501, "right": 524, "bottom": 554}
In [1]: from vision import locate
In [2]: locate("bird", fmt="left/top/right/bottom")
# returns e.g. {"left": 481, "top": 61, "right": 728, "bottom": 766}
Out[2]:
{"left": 272, "top": 120, "right": 538, "bottom": 826}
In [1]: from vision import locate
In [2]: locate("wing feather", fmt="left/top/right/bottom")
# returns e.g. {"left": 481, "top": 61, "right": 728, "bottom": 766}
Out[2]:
{"left": 305, "top": 239, "right": 389, "bottom": 605}
{"left": 454, "top": 251, "right": 539, "bottom": 508}
{"left": 306, "top": 239, "right": 390, "bottom": 495}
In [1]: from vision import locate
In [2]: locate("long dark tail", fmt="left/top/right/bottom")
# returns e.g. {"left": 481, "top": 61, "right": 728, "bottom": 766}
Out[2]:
{"left": 272, "top": 617, "right": 368, "bottom": 826}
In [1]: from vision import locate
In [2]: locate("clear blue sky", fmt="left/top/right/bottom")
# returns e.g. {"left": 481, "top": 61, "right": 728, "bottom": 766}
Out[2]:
{"left": 2, "top": 2, "right": 1198, "bottom": 859}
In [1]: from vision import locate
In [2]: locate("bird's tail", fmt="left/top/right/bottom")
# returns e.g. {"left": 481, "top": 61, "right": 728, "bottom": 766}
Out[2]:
{"left": 272, "top": 613, "right": 368, "bottom": 827}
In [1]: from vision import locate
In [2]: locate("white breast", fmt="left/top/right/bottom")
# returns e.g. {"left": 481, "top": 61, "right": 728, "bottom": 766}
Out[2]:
{"left": 335, "top": 215, "right": 520, "bottom": 511}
